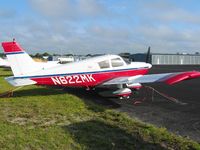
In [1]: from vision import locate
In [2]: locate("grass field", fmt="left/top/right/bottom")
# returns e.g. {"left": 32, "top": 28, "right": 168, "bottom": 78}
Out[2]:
{"left": 0, "top": 68, "right": 199, "bottom": 150}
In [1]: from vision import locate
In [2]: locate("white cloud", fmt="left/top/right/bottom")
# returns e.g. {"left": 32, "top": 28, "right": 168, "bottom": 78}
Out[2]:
{"left": 29, "top": 0, "right": 70, "bottom": 18}
{"left": 138, "top": 0, "right": 200, "bottom": 24}
{"left": 1, "top": 0, "right": 200, "bottom": 55}
{"left": 78, "top": 0, "right": 104, "bottom": 16}
{"left": 133, "top": 24, "right": 200, "bottom": 53}
{"left": 29, "top": 0, "right": 107, "bottom": 19}
{"left": 0, "top": 9, "right": 16, "bottom": 18}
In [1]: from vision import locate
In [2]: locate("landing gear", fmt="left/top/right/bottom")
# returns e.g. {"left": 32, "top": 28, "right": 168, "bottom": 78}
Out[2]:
{"left": 86, "top": 86, "right": 90, "bottom": 91}
{"left": 85, "top": 86, "right": 96, "bottom": 91}
{"left": 119, "top": 95, "right": 130, "bottom": 100}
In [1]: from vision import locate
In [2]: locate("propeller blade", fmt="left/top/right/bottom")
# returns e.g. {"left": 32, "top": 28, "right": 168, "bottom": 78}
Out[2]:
{"left": 146, "top": 46, "right": 151, "bottom": 63}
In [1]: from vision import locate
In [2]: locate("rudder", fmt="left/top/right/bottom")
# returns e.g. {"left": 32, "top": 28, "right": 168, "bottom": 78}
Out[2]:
{"left": 2, "top": 41, "right": 39, "bottom": 77}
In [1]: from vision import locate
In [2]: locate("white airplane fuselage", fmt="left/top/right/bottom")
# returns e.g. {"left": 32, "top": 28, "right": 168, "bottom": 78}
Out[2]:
{"left": 14, "top": 55, "right": 152, "bottom": 88}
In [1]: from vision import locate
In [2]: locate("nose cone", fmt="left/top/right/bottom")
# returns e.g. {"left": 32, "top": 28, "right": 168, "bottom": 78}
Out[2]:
{"left": 146, "top": 63, "right": 152, "bottom": 69}
{"left": 130, "top": 62, "right": 152, "bottom": 69}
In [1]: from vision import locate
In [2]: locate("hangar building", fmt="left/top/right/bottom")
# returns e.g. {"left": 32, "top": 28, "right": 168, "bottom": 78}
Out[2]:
{"left": 130, "top": 53, "right": 200, "bottom": 65}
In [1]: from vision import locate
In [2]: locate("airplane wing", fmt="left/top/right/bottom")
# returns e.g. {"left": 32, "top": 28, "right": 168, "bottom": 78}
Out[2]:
{"left": 102, "top": 71, "right": 200, "bottom": 85}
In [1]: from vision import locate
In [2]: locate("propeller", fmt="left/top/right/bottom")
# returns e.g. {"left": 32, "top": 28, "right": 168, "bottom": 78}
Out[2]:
{"left": 145, "top": 46, "right": 151, "bottom": 63}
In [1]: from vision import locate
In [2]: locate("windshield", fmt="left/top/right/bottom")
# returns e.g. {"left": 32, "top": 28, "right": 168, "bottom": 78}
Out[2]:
{"left": 122, "top": 57, "right": 131, "bottom": 64}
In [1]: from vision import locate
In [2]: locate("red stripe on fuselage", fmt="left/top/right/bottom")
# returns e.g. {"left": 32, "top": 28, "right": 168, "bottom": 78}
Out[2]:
{"left": 31, "top": 68, "right": 149, "bottom": 87}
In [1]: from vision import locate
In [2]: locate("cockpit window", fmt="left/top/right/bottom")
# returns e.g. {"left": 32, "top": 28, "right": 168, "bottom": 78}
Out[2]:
{"left": 123, "top": 58, "right": 131, "bottom": 64}
{"left": 98, "top": 60, "right": 110, "bottom": 69}
{"left": 111, "top": 58, "right": 124, "bottom": 67}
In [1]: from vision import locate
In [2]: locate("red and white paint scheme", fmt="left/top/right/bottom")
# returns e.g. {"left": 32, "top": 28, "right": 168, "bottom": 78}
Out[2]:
{"left": 2, "top": 40, "right": 200, "bottom": 98}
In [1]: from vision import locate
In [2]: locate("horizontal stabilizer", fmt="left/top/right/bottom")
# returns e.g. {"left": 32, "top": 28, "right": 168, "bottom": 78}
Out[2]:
{"left": 5, "top": 76, "right": 36, "bottom": 86}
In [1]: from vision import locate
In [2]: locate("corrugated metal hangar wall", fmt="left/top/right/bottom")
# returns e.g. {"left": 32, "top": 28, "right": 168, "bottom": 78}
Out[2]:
{"left": 151, "top": 54, "right": 200, "bottom": 65}
{"left": 131, "top": 53, "right": 200, "bottom": 65}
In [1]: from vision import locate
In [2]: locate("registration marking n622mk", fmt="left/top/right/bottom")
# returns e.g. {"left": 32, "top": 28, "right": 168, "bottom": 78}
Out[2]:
{"left": 51, "top": 74, "right": 96, "bottom": 85}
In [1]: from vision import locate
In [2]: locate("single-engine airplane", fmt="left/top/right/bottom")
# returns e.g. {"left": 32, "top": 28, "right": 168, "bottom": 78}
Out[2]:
{"left": 2, "top": 40, "right": 200, "bottom": 98}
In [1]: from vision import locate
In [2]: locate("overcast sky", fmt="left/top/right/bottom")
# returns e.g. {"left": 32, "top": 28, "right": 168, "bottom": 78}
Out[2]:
{"left": 1, "top": 0, "right": 200, "bottom": 54}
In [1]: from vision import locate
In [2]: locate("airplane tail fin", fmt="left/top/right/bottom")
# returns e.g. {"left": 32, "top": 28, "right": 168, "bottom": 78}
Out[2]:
{"left": 2, "top": 41, "right": 39, "bottom": 77}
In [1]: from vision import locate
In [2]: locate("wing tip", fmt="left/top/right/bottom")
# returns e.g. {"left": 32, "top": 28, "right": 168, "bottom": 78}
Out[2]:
{"left": 165, "top": 71, "right": 200, "bottom": 85}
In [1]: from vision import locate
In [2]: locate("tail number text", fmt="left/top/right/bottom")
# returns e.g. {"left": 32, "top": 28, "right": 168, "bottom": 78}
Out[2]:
{"left": 51, "top": 74, "right": 96, "bottom": 85}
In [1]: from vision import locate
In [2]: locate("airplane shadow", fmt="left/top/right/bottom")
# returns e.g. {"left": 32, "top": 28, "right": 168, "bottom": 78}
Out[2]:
{"left": 63, "top": 120, "right": 167, "bottom": 150}
{"left": 11, "top": 86, "right": 65, "bottom": 98}
{"left": 63, "top": 87, "right": 121, "bottom": 110}
{"left": 8, "top": 86, "right": 120, "bottom": 112}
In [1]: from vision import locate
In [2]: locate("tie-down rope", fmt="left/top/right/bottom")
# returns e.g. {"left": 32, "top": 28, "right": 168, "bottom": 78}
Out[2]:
{"left": 133, "top": 86, "right": 187, "bottom": 105}
{"left": 0, "top": 86, "right": 24, "bottom": 98}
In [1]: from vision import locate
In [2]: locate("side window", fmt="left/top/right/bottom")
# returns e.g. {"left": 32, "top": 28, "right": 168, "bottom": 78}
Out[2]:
{"left": 98, "top": 60, "right": 110, "bottom": 69}
{"left": 111, "top": 58, "right": 124, "bottom": 67}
